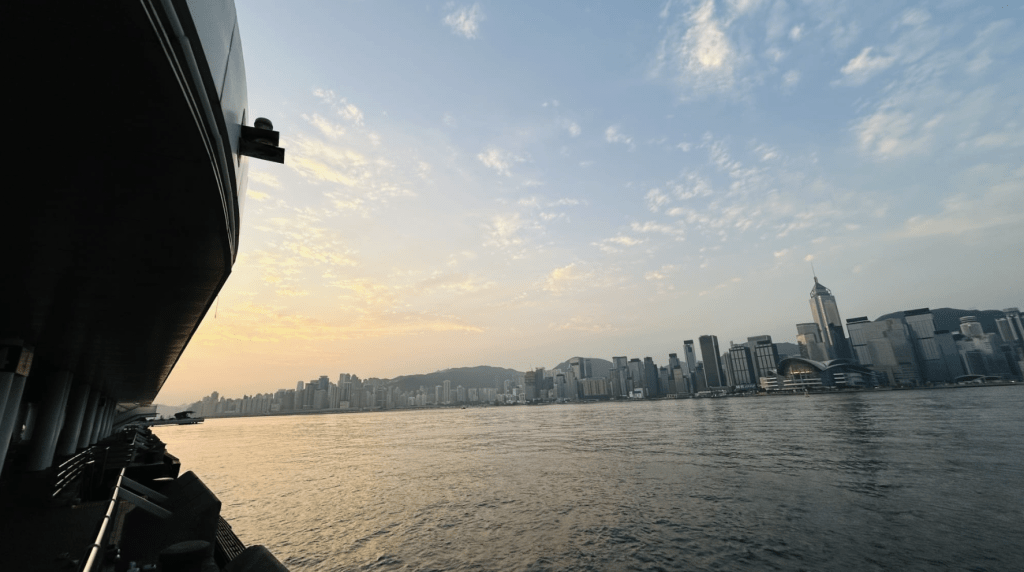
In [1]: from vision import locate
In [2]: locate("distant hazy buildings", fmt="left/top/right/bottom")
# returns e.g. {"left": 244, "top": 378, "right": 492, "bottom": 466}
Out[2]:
{"left": 698, "top": 335, "right": 725, "bottom": 390}
{"left": 189, "top": 282, "right": 1020, "bottom": 413}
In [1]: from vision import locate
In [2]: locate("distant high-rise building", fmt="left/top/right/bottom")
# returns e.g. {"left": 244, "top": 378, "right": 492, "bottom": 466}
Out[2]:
{"left": 569, "top": 357, "right": 592, "bottom": 380}
{"left": 808, "top": 276, "right": 852, "bottom": 359}
{"left": 728, "top": 344, "right": 757, "bottom": 388}
{"left": 612, "top": 356, "right": 629, "bottom": 397}
{"left": 902, "top": 308, "right": 964, "bottom": 383}
{"left": 752, "top": 338, "right": 781, "bottom": 381}
{"left": 442, "top": 379, "right": 451, "bottom": 404}
{"left": 698, "top": 335, "right": 724, "bottom": 388}
{"left": 643, "top": 357, "right": 660, "bottom": 397}
{"left": 796, "top": 323, "right": 829, "bottom": 361}
{"left": 1002, "top": 308, "right": 1024, "bottom": 344}
{"left": 668, "top": 353, "right": 681, "bottom": 379}
{"left": 627, "top": 358, "right": 644, "bottom": 394}
{"left": 683, "top": 341, "right": 697, "bottom": 376}
{"left": 846, "top": 316, "right": 921, "bottom": 386}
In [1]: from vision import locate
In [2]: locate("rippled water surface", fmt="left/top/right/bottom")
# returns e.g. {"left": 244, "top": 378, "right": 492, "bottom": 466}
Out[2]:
{"left": 155, "top": 387, "right": 1024, "bottom": 571}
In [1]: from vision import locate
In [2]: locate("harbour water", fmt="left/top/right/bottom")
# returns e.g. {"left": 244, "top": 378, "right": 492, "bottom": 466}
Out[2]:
{"left": 155, "top": 386, "right": 1024, "bottom": 571}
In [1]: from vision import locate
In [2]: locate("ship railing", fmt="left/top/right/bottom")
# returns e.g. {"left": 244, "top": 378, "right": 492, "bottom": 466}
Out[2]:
{"left": 53, "top": 428, "right": 140, "bottom": 500}
{"left": 52, "top": 446, "right": 97, "bottom": 499}
{"left": 80, "top": 467, "right": 126, "bottom": 572}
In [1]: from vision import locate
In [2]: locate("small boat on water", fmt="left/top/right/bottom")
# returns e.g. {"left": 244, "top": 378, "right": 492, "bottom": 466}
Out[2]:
{"left": 146, "top": 411, "right": 204, "bottom": 427}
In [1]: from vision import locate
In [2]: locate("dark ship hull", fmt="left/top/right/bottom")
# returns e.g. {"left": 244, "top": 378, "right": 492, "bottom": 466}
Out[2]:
{"left": 2, "top": 1, "right": 284, "bottom": 569}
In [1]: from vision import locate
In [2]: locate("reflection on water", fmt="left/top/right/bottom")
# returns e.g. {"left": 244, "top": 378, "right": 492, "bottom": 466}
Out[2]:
{"left": 156, "top": 387, "right": 1024, "bottom": 571}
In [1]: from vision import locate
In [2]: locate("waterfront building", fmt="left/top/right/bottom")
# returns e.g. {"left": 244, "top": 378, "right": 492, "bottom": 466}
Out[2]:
{"left": 627, "top": 359, "right": 644, "bottom": 394}
{"left": 846, "top": 317, "right": 921, "bottom": 386}
{"left": 796, "top": 323, "right": 830, "bottom": 361}
{"left": 693, "top": 363, "right": 708, "bottom": 393}
{"left": 771, "top": 357, "right": 877, "bottom": 391}
{"left": 668, "top": 353, "right": 681, "bottom": 388}
{"left": 956, "top": 316, "right": 1018, "bottom": 378}
{"left": 727, "top": 345, "right": 757, "bottom": 390}
{"left": 903, "top": 308, "right": 965, "bottom": 383}
{"left": 1002, "top": 308, "right": 1024, "bottom": 345}
{"left": 612, "top": 356, "right": 629, "bottom": 397}
{"left": 644, "top": 357, "right": 660, "bottom": 397}
{"left": 443, "top": 379, "right": 451, "bottom": 405}
{"left": 683, "top": 341, "right": 697, "bottom": 376}
{"left": 570, "top": 357, "right": 592, "bottom": 380}
{"left": 752, "top": 338, "right": 781, "bottom": 381}
{"left": 808, "top": 276, "right": 853, "bottom": 359}
{"left": 698, "top": 336, "right": 725, "bottom": 388}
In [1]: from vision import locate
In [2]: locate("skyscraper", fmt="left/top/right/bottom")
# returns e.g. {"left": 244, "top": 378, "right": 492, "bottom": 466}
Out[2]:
{"left": 808, "top": 276, "right": 851, "bottom": 359}
{"left": 752, "top": 338, "right": 781, "bottom": 381}
{"left": 796, "top": 323, "right": 829, "bottom": 361}
{"left": 698, "top": 335, "right": 724, "bottom": 388}
{"left": 727, "top": 344, "right": 757, "bottom": 388}
{"left": 683, "top": 341, "right": 697, "bottom": 375}
{"left": 643, "top": 357, "right": 660, "bottom": 396}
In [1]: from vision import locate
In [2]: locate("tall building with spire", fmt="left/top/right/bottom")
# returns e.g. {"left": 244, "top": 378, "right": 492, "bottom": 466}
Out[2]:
{"left": 808, "top": 275, "right": 852, "bottom": 360}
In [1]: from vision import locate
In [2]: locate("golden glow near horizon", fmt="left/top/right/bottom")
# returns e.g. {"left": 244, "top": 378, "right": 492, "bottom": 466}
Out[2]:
{"left": 160, "top": 1, "right": 1023, "bottom": 405}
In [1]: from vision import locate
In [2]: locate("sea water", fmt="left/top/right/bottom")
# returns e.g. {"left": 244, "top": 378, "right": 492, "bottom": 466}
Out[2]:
{"left": 156, "top": 386, "right": 1024, "bottom": 571}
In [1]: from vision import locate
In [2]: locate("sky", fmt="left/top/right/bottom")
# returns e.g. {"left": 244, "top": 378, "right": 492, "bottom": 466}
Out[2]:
{"left": 160, "top": 0, "right": 1023, "bottom": 404}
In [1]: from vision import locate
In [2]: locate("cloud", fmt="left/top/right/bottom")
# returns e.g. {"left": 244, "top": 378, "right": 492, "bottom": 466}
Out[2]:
{"left": 544, "top": 263, "right": 592, "bottom": 293}
{"left": 444, "top": 4, "right": 484, "bottom": 39}
{"left": 773, "top": 248, "right": 789, "bottom": 258}
{"left": 836, "top": 47, "right": 896, "bottom": 86}
{"left": 644, "top": 264, "right": 677, "bottom": 284}
{"left": 646, "top": 188, "right": 672, "bottom": 213}
{"left": 655, "top": 0, "right": 742, "bottom": 100}
{"left": 631, "top": 221, "right": 685, "bottom": 240}
{"left": 311, "top": 90, "right": 366, "bottom": 126}
{"left": 477, "top": 147, "right": 524, "bottom": 176}
{"left": 782, "top": 69, "right": 800, "bottom": 89}
{"left": 900, "top": 169, "right": 1024, "bottom": 237}
{"left": 484, "top": 212, "right": 534, "bottom": 249}
{"left": 592, "top": 235, "right": 644, "bottom": 253}
{"left": 567, "top": 122, "right": 581, "bottom": 137}
{"left": 249, "top": 171, "right": 281, "bottom": 188}
{"left": 846, "top": 17, "right": 1024, "bottom": 160}
{"left": 338, "top": 102, "right": 364, "bottom": 126}
{"left": 853, "top": 110, "right": 941, "bottom": 158}
{"left": 555, "top": 316, "right": 614, "bottom": 333}
{"left": 605, "top": 125, "right": 633, "bottom": 147}
{"left": 247, "top": 190, "right": 270, "bottom": 202}
{"left": 303, "top": 113, "right": 346, "bottom": 139}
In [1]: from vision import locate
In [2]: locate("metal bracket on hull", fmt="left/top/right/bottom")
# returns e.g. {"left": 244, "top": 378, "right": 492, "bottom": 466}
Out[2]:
{"left": 239, "top": 118, "right": 285, "bottom": 163}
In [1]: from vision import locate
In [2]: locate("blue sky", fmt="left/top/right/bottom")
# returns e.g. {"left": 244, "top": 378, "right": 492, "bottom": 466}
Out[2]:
{"left": 161, "top": 0, "right": 1023, "bottom": 404}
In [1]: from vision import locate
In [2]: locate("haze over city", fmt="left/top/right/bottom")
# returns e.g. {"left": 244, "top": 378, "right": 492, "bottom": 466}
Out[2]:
{"left": 161, "top": 0, "right": 1023, "bottom": 405}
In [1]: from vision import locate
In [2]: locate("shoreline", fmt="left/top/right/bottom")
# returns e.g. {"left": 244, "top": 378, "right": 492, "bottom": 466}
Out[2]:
{"left": 175, "top": 381, "right": 1022, "bottom": 422}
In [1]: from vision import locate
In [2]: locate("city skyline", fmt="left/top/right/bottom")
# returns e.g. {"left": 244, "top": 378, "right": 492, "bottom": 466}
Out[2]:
{"left": 174, "top": 283, "right": 1024, "bottom": 407}
{"left": 159, "top": 1, "right": 1023, "bottom": 405}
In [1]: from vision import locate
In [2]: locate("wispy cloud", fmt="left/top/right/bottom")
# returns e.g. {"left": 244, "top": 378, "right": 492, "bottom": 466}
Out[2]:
{"left": 444, "top": 4, "right": 484, "bottom": 39}
{"left": 544, "top": 263, "right": 592, "bottom": 293}
{"left": 849, "top": 17, "right": 1023, "bottom": 160}
{"left": 592, "top": 235, "right": 644, "bottom": 254}
{"left": 477, "top": 147, "right": 525, "bottom": 176}
{"left": 836, "top": 47, "right": 896, "bottom": 86}
{"left": 900, "top": 166, "right": 1024, "bottom": 238}
{"left": 654, "top": 0, "right": 742, "bottom": 100}
{"left": 605, "top": 125, "right": 633, "bottom": 147}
